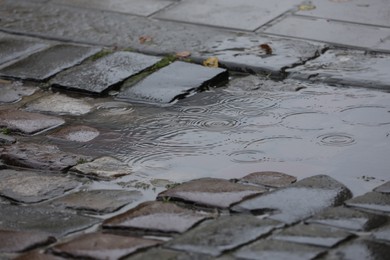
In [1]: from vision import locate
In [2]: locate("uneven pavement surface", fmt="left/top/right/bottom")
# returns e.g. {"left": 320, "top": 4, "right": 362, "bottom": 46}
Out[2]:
{"left": 0, "top": 0, "right": 390, "bottom": 259}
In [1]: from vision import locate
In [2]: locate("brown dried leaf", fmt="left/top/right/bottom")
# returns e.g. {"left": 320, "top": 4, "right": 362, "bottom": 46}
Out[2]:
{"left": 203, "top": 57, "right": 219, "bottom": 68}
{"left": 175, "top": 51, "right": 191, "bottom": 59}
{"left": 259, "top": 44, "right": 273, "bottom": 55}
{"left": 139, "top": 35, "right": 153, "bottom": 44}
{"left": 298, "top": 4, "right": 316, "bottom": 11}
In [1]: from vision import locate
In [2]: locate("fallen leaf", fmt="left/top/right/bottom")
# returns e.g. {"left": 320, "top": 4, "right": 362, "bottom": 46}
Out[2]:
{"left": 298, "top": 4, "right": 316, "bottom": 11}
{"left": 259, "top": 44, "right": 273, "bottom": 55}
{"left": 139, "top": 35, "right": 153, "bottom": 44}
{"left": 203, "top": 57, "right": 219, "bottom": 68}
{"left": 175, "top": 51, "right": 191, "bottom": 59}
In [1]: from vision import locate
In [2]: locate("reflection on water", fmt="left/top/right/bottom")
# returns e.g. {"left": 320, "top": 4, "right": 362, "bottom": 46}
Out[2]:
{"left": 53, "top": 78, "right": 390, "bottom": 196}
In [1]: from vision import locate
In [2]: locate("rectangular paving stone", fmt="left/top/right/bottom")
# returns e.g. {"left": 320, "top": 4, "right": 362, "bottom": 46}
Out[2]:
{"left": 0, "top": 230, "right": 55, "bottom": 253}
{"left": 296, "top": 0, "right": 390, "bottom": 27}
{"left": 262, "top": 16, "right": 390, "bottom": 52}
{"left": 52, "top": 0, "right": 175, "bottom": 16}
{"left": 0, "top": 44, "right": 101, "bottom": 80}
{"left": 52, "top": 51, "right": 160, "bottom": 94}
{"left": 154, "top": 0, "right": 302, "bottom": 31}
{"left": 119, "top": 61, "right": 228, "bottom": 104}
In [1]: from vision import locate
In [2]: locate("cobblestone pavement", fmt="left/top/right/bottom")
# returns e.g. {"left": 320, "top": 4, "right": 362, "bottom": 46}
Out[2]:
{"left": 0, "top": 0, "right": 390, "bottom": 259}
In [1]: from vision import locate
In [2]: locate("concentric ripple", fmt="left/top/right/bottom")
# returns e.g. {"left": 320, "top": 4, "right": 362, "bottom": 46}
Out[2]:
{"left": 316, "top": 133, "right": 356, "bottom": 147}
{"left": 340, "top": 106, "right": 390, "bottom": 126}
{"left": 281, "top": 111, "right": 339, "bottom": 131}
{"left": 228, "top": 150, "right": 278, "bottom": 163}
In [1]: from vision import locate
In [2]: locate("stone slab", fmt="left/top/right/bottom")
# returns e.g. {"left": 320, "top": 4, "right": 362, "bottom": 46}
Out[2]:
{"left": 233, "top": 239, "right": 325, "bottom": 260}
{"left": 48, "top": 125, "right": 99, "bottom": 142}
{"left": 25, "top": 93, "right": 93, "bottom": 115}
{"left": 13, "top": 251, "right": 65, "bottom": 260}
{"left": 307, "top": 206, "right": 388, "bottom": 231}
{"left": 372, "top": 223, "right": 390, "bottom": 243}
{"left": 103, "top": 201, "right": 209, "bottom": 233}
{"left": 374, "top": 181, "right": 390, "bottom": 194}
{"left": 50, "top": 189, "right": 142, "bottom": 214}
{"left": 0, "top": 110, "right": 64, "bottom": 135}
{"left": 0, "top": 133, "right": 15, "bottom": 145}
{"left": 1, "top": 142, "right": 90, "bottom": 171}
{"left": 165, "top": 215, "right": 281, "bottom": 256}
{"left": 287, "top": 49, "right": 390, "bottom": 90}
{"left": 272, "top": 223, "right": 353, "bottom": 248}
{"left": 0, "top": 34, "right": 48, "bottom": 66}
{"left": 155, "top": 0, "right": 301, "bottom": 31}
{"left": 239, "top": 171, "right": 297, "bottom": 188}
{"left": 52, "top": 51, "right": 160, "bottom": 94}
{"left": 0, "top": 81, "right": 37, "bottom": 103}
{"left": 232, "top": 175, "right": 352, "bottom": 224}
{"left": 118, "top": 61, "right": 228, "bottom": 104}
{"left": 157, "top": 178, "right": 266, "bottom": 209}
{"left": 346, "top": 192, "right": 390, "bottom": 213}
{"left": 70, "top": 156, "right": 132, "bottom": 180}
{"left": 262, "top": 16, "right": 390, "bottom": 52}
{"left": 0, "top": 169, "right": 79, "bottom": 203}
{"left": 52, "top": 233, "right": 160, "bottom": 260}
{"left": 0, "top": 230, "right": 55, "bottom": 253}
{"left": 296, "top": 0, "right": 390, "bottom": 27}
{"left": 0, "top": 204, "right": 100, "bottom": 237}
{"left": 126, "top": 248, "right": 213, "bottom": 260}
{"left": 52, "top": 0, "right": 175, "bottom": 16}
{"left": 0, "top": 44, "right": 101, "bottom": 80}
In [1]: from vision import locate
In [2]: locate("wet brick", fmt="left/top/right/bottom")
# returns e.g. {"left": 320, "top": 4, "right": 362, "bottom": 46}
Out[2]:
{"left": 51, "top": 233, "right": 160, "bottom": 260}
{"left": 0, "top": 169, "right": 79, "bottom": 203}
{"left": 165, "top": 215, "right": 282, "bottom": 256}
{"left": 0, "top": 230, "right": 55, "bottom": 253}
{"left": 0, "top": 110, "right": 64, "bottom": 135}
{"left": 103, "top": 201, "right": 209, "bottom": 233}
{"left": 49, "top": 189, "right": 142, "bottom": 214}
{"left": 345, "top": 191, "right": 390, "bottom": 213}
{"left": 52, "top": 51, "right": 160, "bottom": 94}
{"left": 118, "top": 61, "right": 228, "bottom": 104}
{"left": 157, "top": 178, "right": 266, "bottom": 209}
{"left": 0, "top": 44, "right": 101, "bottom": 80}
{"left": 232, "top": 175, "right": 353, "bottom": 224}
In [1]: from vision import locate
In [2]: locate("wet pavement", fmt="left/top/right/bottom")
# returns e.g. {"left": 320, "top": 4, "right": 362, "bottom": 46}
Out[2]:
{"left": 0, "top": 0, "right": 390, "bottom": 259}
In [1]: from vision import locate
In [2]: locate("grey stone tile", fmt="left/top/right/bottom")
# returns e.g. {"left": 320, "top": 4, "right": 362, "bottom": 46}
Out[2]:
{"left": 232, "top": 175, "right": 352, "bottom": 224}
{"left": 1, "top": 142, "right": 90, "bottom": 171}
{"left": 118, "top": 61, "right": 228, "bottom": 104}
{"left": 307, "top": 207, "right": 388, "bottom": 231}
{"left": 374, "top": 181, "right": 390, "bottom": 194}
{"left": 0, "top": 230, "right": 55, "bottom": 253}
{"left": 52, "top": 51, "right": 160, "bottom": 94}
{"left": 372, "top": 222, "right": 390, "bottom": 243}
{"left": 165, "top": 215, "right": 282, "bottom": 256}
{"left": 48, "top": 125, "right": 99, "bottom": 142}
{"left": 51, "top": 233, "right": 160, "bottom": 260}
{"left": 0, "top": 44, "right": 101, "bottom": 80}
{"left": 287, "top": 49, "right": 390, "bottom": 90}
{"left": 262, "top": 16, "right": 390, "bottom": 52}
{"left": 52, "top": 0, "right": 175, "bottom": 16}
{"left": 272, "top": 223, "right": 353, "bottom": 248}
{"left": 296, "top": 0, "right": 390, "bottom": 27}
{"left": 0, "top": 204, "right": 100, "bottom": 237}
{"left": 0, "top": 110, "right": 64, "bottom": 135}
{"left": 0, "top": 80, "right": 37, "bottom": 103}
{"left": 346, "top": 192, "right": 390, "bottom": 213}
{"left": 126, "top": 248, "right": 213, "bottom": 260}
{"left": 103, "top": 201, "right": 209, "bottom": 233}
{"left": 13, "top": 251, "right": 65, "bottom": 260}
{"left": 0, "top": 33, "right": 49, "bottom": 66}
{"left": 233, "top": 239, "right": 325, "bottom": 260}
{"left": 157, "top": 178, "right": 266, "bottom": 209}
{"left": 238, "top": 171, "right": 297, "bottom": 188}
{"left": 0, "top": 169, "right": 80, "bottom": 203}
{"left": 155, "top": 0, "right": 301, "bottom": 31}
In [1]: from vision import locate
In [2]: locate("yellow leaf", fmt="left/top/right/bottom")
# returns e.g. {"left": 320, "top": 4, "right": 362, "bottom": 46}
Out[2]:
{"left": 203, "top": 57, "right": 219, "bottom": 68}
{"left": 298, "top": 4, "right": 316, "bottom": 11}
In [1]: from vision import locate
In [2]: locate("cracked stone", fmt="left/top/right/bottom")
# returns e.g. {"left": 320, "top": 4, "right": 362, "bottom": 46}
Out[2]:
{"left": 345, "top": 192, "right": 390, "bottom": 213}
{"left": 239, "top": 171, "right": 297, "bottom": 188}
{"left": 70, "top": 156, "right": 132, "bottom": 180}
{"left": 103, "top": 201, "right": 209, "bottom": 233}
{"left": 0, "top": 110, "right": 65, "bottom": 135}
{"left": 51, "top": 233, "right": 160, "bottom": 260}
{"left": 0, "top": 230, "right": 56, "bottom": 253}
{"left": 118, "top": 61, "right": 228, "bottom": 104}
{"left": 307, "top": 206, "right": 388, "bottom": 231}
{"left": 0, "top": 44, "right": 101, "bottom": 80}
{"left": 272, "top": 223, "right": 353, "bottom": 248}
{"left": 233, "top": 239, "right": 325, "bottom": 260}
{"left": 157, "top": 178, "right": 266, "bottom": 209}
{"left": 125, "top": 248, "right": 213, "bottom": 260}
{"left": 165, "top": 215, "right": 282, "bottom": 256}
{"left": 374, "top": 181, "right": 390, "bottom": 194}
{"left": 0, "top": 81, "right": 37, "bottom": 103}
{"left": 0, "top": 204, "right": 100, "bottom": 237}
{"left": 0, "top": 169, "right": 79, "bottom": 203}
{"left": 50, "top": 189, "right": 142, "bottom": 214}
{"left": 232, "top": 175, "right": 353, "bottom": 224}
{"left": 49, "top": 125, "right": 99, "bottom": 142}
{"left": 1, "top": 142, "right": 90, "bottom": 171}
{"left": 52, "top": 51, "right": 160, "bottom": 94}
{"left": 25, "top": 93, "right": 93, "bottom": 115}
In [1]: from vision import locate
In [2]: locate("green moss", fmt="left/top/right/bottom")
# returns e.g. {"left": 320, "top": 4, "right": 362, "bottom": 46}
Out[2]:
{"left": 90, "top": 49, "right": 114, "bottom": 61}
{"left": 0, "top": 128, "right": 11, "bottom": 135}
{"left": 76, "top": 158, "right": 88, "bottom": 165}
